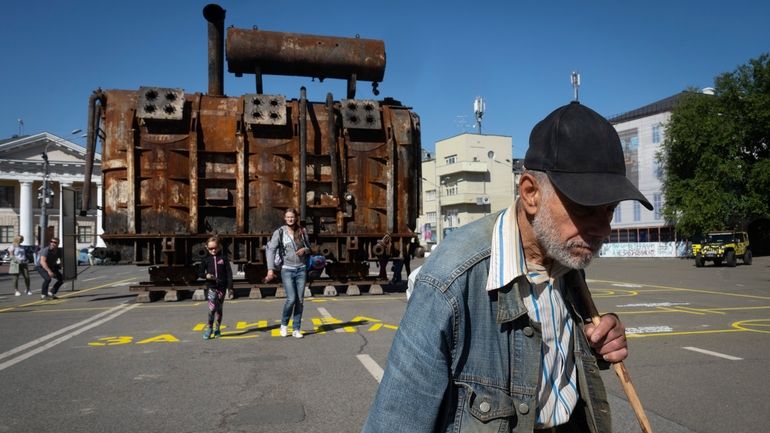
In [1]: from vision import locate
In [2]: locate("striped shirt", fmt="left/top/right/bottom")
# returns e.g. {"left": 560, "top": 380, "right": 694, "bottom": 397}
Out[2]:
{"left": 485, "top": 204, "right": 577, "bottom": 428}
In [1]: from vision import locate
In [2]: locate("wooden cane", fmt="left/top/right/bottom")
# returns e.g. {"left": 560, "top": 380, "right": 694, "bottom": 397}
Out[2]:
{"left": 567, "top": 271, "right": 654, "bottom": 433}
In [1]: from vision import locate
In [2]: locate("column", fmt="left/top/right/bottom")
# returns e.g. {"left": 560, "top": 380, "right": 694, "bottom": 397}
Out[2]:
{"left": 96, "top": 183, "right": 106, "bottom": 247}
{"left": 19, "top": 180, "right": 34, "bottom": 246}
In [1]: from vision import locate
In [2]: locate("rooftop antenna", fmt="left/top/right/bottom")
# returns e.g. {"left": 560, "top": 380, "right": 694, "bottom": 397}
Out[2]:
{"left": 473, "top": 96, "right": 485, "bottom": 134}
{"left": 17, "top": 118, "right": 24, "bottom": 136}
{"left": 571, "top": 71, "right": 581, "bottom": 102}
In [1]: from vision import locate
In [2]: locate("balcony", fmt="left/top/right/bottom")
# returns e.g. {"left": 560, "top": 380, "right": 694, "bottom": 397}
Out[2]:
{"left": 441, "top": 192, "right": 487, "bottom": 206}
{"left": 436, "top": 161, "right": 487, "bottom": 177}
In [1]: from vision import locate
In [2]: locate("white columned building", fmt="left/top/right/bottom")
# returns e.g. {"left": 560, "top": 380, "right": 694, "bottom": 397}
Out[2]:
{"left": 0, "top": 133, "right": 102, "bottom": 254}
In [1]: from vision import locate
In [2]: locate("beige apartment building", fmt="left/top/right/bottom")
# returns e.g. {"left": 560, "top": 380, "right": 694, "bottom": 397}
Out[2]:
{"left": 417, "top": 133, "right": 520, "bottom": 245}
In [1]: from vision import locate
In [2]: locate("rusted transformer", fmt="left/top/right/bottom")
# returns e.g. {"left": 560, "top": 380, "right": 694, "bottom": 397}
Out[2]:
{"left": 81, "top": 4, "right": 421, "bottom": 286}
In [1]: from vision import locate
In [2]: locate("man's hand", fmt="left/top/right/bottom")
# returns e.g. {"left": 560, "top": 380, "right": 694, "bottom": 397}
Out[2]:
{"left": 584, "top": 313, "right": 628, "bottom": 363}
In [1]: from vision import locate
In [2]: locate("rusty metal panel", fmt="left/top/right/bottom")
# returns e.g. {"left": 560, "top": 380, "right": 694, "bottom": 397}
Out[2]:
{"left": 136, "top": 135, "right": 192, "bottom": 234}
{"left": 341, "top": 99, "right": 381, "bottom": 130}
{"left": 243, "top": 94, "right": 287, "bottom": 125}
{"left": 226, "top": 28, "right": 386, "bottom": 82}
{"left": 245, "top": 99, "right": 299, "bottom": 232}
{"left": 136, "top": 87, "right": 185, "bottom": 120}
{"left": 101, "top": 90, "right": 136, "bottom": 235}
{"left": 205, "top": 188, "right": 229, "bottom": 201}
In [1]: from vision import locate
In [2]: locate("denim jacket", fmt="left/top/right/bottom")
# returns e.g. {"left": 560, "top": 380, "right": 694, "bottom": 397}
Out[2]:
{"left": 362, "top": 212, "right": 612, "bottom": 433}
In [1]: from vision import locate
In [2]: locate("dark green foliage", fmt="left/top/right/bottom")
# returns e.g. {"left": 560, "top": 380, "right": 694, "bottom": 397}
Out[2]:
{"left": 658, "top": 54, "right": 770, "bottom": 237}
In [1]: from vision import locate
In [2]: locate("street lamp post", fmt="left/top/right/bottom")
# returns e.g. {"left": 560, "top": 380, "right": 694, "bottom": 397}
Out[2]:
{"left": 38, "top": 129, "right": 82, "bottom": 248}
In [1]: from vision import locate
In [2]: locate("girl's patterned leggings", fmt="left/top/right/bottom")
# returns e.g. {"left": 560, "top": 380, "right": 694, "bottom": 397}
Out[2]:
{"left": 207, "top": 287, "right": 226, "bottom": 327}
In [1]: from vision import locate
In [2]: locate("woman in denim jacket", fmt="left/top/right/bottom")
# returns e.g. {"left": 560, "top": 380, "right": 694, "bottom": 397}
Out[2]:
{"left": 265, "top": 208, "right": 311, "bottom": 339}
{"left": 363, "top": 102, "right": 651, "bottom": 433}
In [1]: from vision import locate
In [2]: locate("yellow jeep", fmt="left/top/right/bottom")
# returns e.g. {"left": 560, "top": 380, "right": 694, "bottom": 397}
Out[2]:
{"left": 695, "top": 231, "right": 752, "bottom": 267}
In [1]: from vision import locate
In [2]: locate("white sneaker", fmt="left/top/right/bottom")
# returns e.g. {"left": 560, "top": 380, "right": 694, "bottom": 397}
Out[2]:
{"left": 292, "top": 330, "right": 303, "bottom": 339}
{"left": 26, "top": 291, "right": 32, "bottom": 296}
{"left": 279, "top": 325, "right": 288, "bottom": 337}
{"left": 15, "top": 291, "right": 21, "bottom": 297}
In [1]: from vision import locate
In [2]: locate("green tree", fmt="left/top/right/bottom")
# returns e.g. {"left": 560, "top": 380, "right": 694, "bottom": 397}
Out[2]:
{"left": 659, "top": 53, "right": 770, "bottom": 237}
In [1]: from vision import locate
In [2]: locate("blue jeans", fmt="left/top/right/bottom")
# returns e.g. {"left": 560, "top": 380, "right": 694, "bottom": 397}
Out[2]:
{"left": 280, "top": 266, "right": 306, "bottom": 330}
{"left": 36, "top": 266, "right": 63, "bottom": 295}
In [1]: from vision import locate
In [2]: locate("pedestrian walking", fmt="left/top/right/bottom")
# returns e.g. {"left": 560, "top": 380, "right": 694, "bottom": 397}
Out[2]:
{"left": 9, "top": 235, "right": 32, "bottom": 296}
{"left": 199, "top": 237, "right": 233, "bottom": 340}
{"left": 265, "top": 208, "right": 311, "bottom": 339}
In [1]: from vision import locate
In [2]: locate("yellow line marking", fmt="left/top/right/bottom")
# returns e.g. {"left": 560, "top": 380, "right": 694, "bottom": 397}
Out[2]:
{"left": 32, "top": 307, "right": 123, "bottom": 314}
{"left": 678, "top": 306, "right": 726, "bottom": 315}
{"left": 2, "top": 278, "right": 137, "bottom": 312}
{"left": 732, "top": 319, "right": 770, "bottom": 334}
{"left": 628, "top": 329, "right": 744, "bottom": 338}
{"left": 656, "top": 306, "right": 705, "bottom": 315}
{"left": 588, "top": 279, "right": 770, "bottom": 300}
{"left": 613, "top": 305, "right": 770, "bottom": 316}
{"left": 711, "top": 305, "right": 770, "bottom": 312}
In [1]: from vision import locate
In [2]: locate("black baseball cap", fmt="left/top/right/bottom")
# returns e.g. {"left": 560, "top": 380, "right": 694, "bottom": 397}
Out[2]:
{"left": 524, "top": 101, "right": 653, "bottom": 210}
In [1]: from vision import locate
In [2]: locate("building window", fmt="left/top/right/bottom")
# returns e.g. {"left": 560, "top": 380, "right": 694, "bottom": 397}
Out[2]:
{"left": 652, "top": 124, "right": 662, "bottom": 144}
{"left": 653, "top": 193, "right": 662, "bottom": 220}
{"left": 652, "top": 159, "right": 664, "bottom": 180}
{"left": 613, "top": 206, "right": 622, "bottom": 223}
{"left": 445, "top": 154, "right": 457, "bottom": 165}
{"left": 77, "top": 225, "right": 93, "bottom": 243}
{"left": 445, "top": 184, "right": 458, "bottom": 196}
{"left": 426, "top": 212, "right": 437, "bottom": 223}
{"left": 75, "top": 189, "right": 84, "bottom": 211}
{"left": 0, "top": 186, "right": 14, "bottom": 207}
{"left": 0, "top": 226, "right": 13, "bottom": 243}
{"left": 446, "top": 209, "right": 458, "bottom": 227}
{"left": 633, "top": 202, "right": 641, "bottom": 221}
{"left": 426, "top": 190, "right": 436, "bottom": 201}
{"left": 618, "top": 129, "right": 640, "bottom": 188}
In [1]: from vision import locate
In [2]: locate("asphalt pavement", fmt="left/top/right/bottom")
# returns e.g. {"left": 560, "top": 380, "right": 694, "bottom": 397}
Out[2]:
{"left": 0, "top": 256, "right": 768, "bottom": 433}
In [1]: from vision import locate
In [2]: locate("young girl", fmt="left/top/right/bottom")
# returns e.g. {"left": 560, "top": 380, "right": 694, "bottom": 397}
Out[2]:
{"left": 265, "top": 208, "right": 310, "bottom": 339}
{"left": 198, "top": 237, "right": 233, "bottom": 339}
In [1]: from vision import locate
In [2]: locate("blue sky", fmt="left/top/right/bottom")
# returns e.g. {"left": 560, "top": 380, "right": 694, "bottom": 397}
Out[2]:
{"left": 2, "top": 0, "right": 768, "bottom": 158}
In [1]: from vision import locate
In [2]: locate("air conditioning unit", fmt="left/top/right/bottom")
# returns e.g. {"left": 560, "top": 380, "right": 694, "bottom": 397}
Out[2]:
{"left": 483, "top": 196, "right": 490, "bottom": 204}
{"left": 476, "top": 196, "right": 490, "bottom": 205}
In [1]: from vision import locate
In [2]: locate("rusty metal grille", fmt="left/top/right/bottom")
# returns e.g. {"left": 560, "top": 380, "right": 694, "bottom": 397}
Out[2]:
{"left": 243, "top": 94, "right": 287, "bottom": 125}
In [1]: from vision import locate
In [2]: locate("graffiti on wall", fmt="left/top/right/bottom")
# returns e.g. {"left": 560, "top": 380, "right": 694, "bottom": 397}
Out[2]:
{"left": 599, "top": 241, "right": 688, "bottom": 258}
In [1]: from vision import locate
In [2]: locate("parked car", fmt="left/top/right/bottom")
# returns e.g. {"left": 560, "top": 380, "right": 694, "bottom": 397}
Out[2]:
{"left": 695, "top": 231, "right": 752, "bottom": 267}
{"left": 0, "top": 249, "right": 10, "bottom": 264}
{"left": 78, "top": 248, "right": 89, "bottom": 265}
{"left": 78, "top": 248, "right": 102, "bottom": 265}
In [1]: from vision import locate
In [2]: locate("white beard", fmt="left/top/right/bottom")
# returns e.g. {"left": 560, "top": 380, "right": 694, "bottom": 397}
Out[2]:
{"left": 532, "top": 206, "right": 603, "bottom": 270}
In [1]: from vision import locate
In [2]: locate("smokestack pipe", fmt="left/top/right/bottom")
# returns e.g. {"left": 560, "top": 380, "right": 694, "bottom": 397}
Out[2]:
{"left": 203, "top": 4, "right": 226, "bottom": 96}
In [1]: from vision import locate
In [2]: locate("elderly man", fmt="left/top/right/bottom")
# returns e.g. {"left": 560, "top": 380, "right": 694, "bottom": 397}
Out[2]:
{"left": 362, "top": 101, "right": 653, "bottom": 433}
